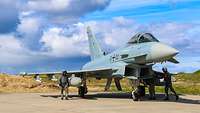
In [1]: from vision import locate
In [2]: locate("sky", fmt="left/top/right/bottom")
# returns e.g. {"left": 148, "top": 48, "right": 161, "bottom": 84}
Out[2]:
{"left": 0, "top": 0, "right": 199, "bottom": 74}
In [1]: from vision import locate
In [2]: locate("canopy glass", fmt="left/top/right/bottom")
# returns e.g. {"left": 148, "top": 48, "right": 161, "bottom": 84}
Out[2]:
{"left": 128, "top": 33, "right": 159, "bottom": 44}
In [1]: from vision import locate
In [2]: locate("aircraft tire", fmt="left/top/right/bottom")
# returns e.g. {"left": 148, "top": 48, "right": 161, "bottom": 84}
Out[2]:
{"left": 132, "top": 90, "right": 137, "bottom": 101}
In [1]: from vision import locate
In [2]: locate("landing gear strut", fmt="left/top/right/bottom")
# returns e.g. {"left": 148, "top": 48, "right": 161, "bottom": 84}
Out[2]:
{"left": 78, "top": 76, "right": 88, "bottom": 98}
{"left": 78, "top": 86, "right": 88, "bottom": 97}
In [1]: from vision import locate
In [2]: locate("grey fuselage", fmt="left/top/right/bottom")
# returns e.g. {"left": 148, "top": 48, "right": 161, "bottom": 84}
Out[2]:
{"left": 82, "top": 42, "right": 178, "bottom": 77}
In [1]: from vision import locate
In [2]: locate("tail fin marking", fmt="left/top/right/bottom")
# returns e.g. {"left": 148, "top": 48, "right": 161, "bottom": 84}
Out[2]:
{"left": 87, "top": 26, "right": 103, "bottom": 60}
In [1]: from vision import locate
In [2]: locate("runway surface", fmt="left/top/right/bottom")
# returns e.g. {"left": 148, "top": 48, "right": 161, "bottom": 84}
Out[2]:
{"left": 0, "top": 92, "right": 199, "bottom": 113}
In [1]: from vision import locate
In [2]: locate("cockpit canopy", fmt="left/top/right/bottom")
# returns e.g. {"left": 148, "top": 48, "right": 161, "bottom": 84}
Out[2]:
{"left": 128, "top": 33, "right": 159, "bottom": 44}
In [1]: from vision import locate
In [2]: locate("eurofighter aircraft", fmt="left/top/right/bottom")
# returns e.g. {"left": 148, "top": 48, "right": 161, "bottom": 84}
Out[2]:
{"left": 21, "top": 26, "right": 179, "bottom": 98}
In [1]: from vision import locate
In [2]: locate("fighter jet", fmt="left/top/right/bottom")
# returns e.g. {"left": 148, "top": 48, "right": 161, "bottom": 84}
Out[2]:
{"left": 21, "top": 26, "right": 179, "bottom": 97}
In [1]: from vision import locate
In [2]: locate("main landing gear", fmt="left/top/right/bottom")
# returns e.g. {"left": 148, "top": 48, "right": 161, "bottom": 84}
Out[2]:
{"left": 78, "top": 76, "right": 88, "bottom": 98}
{"left": 78, "top": 86, "right": 88, "bottom": 98}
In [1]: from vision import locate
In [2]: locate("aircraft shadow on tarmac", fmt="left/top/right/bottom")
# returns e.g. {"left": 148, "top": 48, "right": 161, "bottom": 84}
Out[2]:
{"left": 40, "top": 92, "right": 200, "bottom": 105}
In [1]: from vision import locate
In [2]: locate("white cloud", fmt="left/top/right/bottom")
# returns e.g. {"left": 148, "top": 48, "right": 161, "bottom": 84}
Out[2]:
{"left": 0, "top": 35, "right": 23, "bottom": 51}
{"left": 36, "top": 17, "right": 199, "bottom": 58}
{"left": 145, "top": 23, "right": 200, "bottom": 55}
{"left": 83, "top": 17, "right": 138, "bottom": 49}
{"left": 0, "top": 34, "right": 33, "bottom": 66}
{"left": 40, "top": 26, "right": 89, "bottom": 57}
{"left": 0, "top": 0, "right": 112, "bottom": 68}
{"left": 36, "top": 17, "right": 136, "bottom": 58}
{"left": 17, "top": 17, "right": 41, "bottom": 35}
{"left": 24, "top": 0, "right": 111, "bottom": 23}
{"left": 0, "top": 0, "right": 199, "bottom": 73}
{"left": 36, "top": 17, "right": 200, "bottom": 60}
{"left": 0, "top": 0, "right": 199, "bottom": 74}
{"left": 27, "top": 0, "right": 70, "bottom": 12}
{"left": 26, "top": 0, "right": 111, "bottom": 13}
{"left": 16, "top": 15, "right": 45, "bottom": 50}
{"left": 84, "top": 18, "right": 200, "bottom": 57}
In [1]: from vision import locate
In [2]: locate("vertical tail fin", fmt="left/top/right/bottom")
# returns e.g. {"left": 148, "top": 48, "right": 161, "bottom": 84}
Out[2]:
{"left": 87, "top": 26, "right": 103, "bottom": 61}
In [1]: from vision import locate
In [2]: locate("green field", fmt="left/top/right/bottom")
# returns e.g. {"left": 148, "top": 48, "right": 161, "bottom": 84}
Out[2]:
{"left": 87, "top": 70, "right": 200, "bottom": 95}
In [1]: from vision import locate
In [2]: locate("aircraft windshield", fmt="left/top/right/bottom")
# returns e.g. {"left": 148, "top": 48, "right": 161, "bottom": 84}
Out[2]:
{"left": 128, "top": 33, "right": 159, "bottom": 44}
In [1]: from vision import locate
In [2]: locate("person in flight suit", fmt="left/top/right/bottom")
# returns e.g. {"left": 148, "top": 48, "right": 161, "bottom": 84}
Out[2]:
{"left": 59, "top": 71, "right": 69, "bottom": 100}
{"left": 162, "top": 68, "right": 179, "bottom": 100}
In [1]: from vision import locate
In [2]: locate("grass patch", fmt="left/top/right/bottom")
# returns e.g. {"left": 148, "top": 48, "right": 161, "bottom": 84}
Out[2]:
{"left": 0, "top": 71, "right": 200, "bottom": 95}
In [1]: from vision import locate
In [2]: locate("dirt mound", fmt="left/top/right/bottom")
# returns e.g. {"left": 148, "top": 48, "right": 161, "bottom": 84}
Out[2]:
{"left": 0, "top": 74, "right": 59, "bottom": 93}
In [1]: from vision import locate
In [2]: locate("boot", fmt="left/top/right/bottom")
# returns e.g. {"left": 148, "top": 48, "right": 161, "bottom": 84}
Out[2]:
{"left": 164, "top": 97, "right": 169, "bottom": 100}
{"left": 175, "top": 95, "right": 179, "bottom": 101}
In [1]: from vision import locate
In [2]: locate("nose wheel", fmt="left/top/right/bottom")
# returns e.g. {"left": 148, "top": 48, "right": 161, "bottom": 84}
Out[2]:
{"left": 131, "top": 86, "right": 146, "bottom": 101}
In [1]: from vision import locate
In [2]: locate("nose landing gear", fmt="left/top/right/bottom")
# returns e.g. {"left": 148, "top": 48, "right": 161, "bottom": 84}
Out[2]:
{"left": 131, "top": 85, "right": 146, "bottom": 101}
{"left": 130, "top": 79, "right": 146, "bottom": 101}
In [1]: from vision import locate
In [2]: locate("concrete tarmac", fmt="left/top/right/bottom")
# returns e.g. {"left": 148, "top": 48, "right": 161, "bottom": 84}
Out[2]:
{"left": 0, "top": 92, "right": 199, "bottom": 113}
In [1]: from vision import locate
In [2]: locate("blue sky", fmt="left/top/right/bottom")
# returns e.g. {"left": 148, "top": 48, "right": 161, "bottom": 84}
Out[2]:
{"left": 0, "top": 0, "right": 199, "bottom": 74}
{"left": 84, "top": 0, "right": 200, "bottom": 23}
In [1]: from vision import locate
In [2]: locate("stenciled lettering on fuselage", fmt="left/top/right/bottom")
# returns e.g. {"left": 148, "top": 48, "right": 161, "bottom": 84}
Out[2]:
{"left": 110, "top": 54, "right": 121, "bottom": 63}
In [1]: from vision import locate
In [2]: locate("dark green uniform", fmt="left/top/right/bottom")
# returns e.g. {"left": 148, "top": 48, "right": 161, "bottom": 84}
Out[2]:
{"left": 59, "top": 71, "right": 69, "bottom": 100}
{"left": 163, "top": 70, "right": 179, "bottom": 100}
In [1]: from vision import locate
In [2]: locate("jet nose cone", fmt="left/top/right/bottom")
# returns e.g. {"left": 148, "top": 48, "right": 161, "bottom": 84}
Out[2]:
{"left": 163, "top": 45, "right": 179, "bottom": 57}
{"left": 169, "top": 48, "right": 179, "bottom": 56}
{"left": 149, "top": 43, "right": 179, "bottom": 62}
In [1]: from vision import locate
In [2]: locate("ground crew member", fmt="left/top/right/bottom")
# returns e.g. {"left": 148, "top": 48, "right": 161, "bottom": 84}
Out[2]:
{"left": 59, "top": 71, "right": 69, "bottom": 100}
{"left": 162, "top": 68, "right": 179, "bottom": 100}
